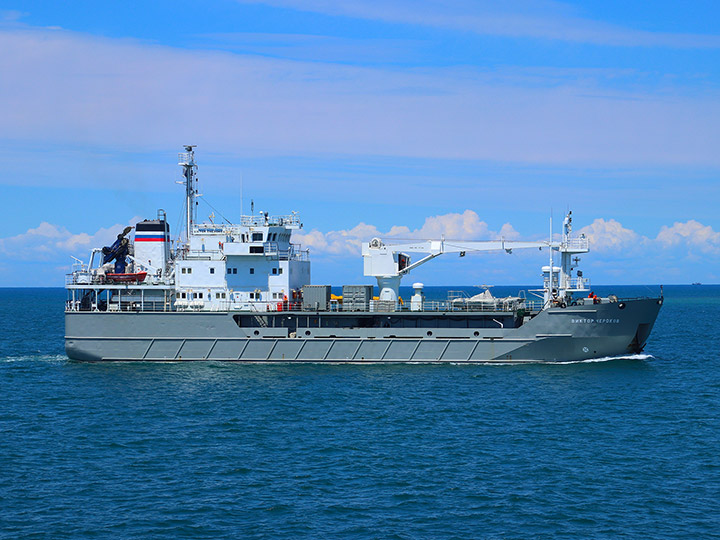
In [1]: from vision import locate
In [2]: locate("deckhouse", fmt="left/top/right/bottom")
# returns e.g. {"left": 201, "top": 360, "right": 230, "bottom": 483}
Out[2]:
{"left": 169, "top": 147, "right": 310, "bottom": 311}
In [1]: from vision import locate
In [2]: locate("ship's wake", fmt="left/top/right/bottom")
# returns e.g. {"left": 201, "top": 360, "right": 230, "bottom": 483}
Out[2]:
{"left": 1, "top": 354, "right": 67, "bottom": 364}
{"left": 549, "top": 353, "right": 654, "bottom": 365}
{"left": 464, "top": 353, "right": 655, "bottom": 366}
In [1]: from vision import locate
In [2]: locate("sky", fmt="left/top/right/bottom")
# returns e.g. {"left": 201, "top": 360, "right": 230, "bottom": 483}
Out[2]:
{"left": 0, "top": 0, "right": 719, "bottom": 287}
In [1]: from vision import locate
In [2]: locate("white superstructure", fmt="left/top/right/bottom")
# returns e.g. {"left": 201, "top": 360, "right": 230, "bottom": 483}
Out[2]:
{"left": 67, "top": 146, "right": 589, "bottom": 314}
{"left": 172, "top": 146, "right": 310, "bottom": 311}
{"left": 173, "top": 216, "right": 310, "bottom": 311}
{"left": 67, "top": 146, "right": 310, "bottom": 313}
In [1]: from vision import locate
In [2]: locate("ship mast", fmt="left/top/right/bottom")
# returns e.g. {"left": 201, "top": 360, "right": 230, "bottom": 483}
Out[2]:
{"left": 178, "top": 145, "right": 197, "bottom": 245}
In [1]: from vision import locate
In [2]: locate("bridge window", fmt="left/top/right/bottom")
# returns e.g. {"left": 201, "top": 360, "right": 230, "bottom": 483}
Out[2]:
{"left": 272, "top": 268, "right": 277, "bottom": 275}
{"left": 210, "top": 268, "right": 215, "bottom": 274}
{"left": 252, "top": 232, "right": 263, "bottom": 242}
{"left": 250, "top": 268, "right": 255, "bottom": 274}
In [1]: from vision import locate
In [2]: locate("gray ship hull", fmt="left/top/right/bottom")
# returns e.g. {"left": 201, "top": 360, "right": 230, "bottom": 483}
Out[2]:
{"left": 65, "top": 298, "right": 662, "bottom": 363}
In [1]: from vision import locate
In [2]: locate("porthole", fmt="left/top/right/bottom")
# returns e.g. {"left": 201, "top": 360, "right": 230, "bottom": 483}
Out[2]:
{"left": 427, "top": 331, "right": 433, "bottom": 336}
{"left": 253, "top": 330, "right": 259, "bottom": 336}
{"left": 305, "top": 330, "right": 311, "bottom": 336}
{"left": 473, "top": 331, "right": 480, "bottom": 337}
{"left": 618, "top": 302, "right": 626, "bottom": 309}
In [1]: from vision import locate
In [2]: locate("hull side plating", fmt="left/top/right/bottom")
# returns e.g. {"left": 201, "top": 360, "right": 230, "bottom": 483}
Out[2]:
{"left": 66, "top": 298, "right": 662, "bottom": 363}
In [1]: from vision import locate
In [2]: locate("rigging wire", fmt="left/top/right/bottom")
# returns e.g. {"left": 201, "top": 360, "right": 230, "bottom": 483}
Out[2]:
{"left": 198, "top": 196, "right": 232, "bottom": 225}
{"left": 173, "top": 198, "right": 186, "bottom": 246}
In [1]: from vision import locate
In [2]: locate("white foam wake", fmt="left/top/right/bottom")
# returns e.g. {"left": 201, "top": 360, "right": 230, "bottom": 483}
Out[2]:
{"left": 0, "top": 354, "right": 67, "bottom": 364}
{"left": 551, "top": 353, "right": 654, "bottom": 364}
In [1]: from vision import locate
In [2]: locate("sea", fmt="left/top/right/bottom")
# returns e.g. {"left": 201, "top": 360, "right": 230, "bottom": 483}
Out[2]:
{"left": 1, "top": 285, "right": 718, "bottom": 539}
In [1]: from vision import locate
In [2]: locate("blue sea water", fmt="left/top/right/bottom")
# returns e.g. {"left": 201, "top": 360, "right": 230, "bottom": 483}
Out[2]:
{"left": 1, "top": 285, "right": 719, "bottom": 539}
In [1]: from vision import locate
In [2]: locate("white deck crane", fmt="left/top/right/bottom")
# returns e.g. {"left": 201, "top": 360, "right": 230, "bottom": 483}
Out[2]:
{"left": 361, "top": 211, "right": 589, "bottom": 308}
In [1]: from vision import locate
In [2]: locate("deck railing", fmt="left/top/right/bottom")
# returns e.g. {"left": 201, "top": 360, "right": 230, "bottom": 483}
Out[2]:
{"left": 562, "top": 237, "right": 590, "bottom": 251}
{"left": 66, "top": 272, "right": 172, "bottom": 286}
{"left": 238, "top": 214, "right": 301, "bottom": 228}
{"left": 66, "top": 297, "right": 544, "bottom": 314}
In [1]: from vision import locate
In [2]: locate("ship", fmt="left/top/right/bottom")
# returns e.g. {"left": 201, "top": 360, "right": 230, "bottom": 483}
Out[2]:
{"left": 65, "top": 146, "right": 663, "bottom": 363}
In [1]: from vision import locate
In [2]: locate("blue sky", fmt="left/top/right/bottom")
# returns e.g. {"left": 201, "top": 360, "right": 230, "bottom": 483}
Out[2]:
{"left": 0, "top": 0, "right": 719, "bottom": 286}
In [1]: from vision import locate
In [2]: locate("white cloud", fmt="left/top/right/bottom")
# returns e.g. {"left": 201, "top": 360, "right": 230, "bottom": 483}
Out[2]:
{"left": 295, "top": 222, "right": 381, "bottom": 255}
{"left": 0, "top": 219, "right": 142, "bottom": 262}
{"left": 0, "top": 210, "right": 509, "bottom": 269}
{"left": 235, "top": 0, "right": 720, "bottom": 49}
{"left": 410, "top": 210, "right": 490, "bottom": 240}
{"left": 656, "top": 220, "right": 720, "bottom": 254}
{"left": 0, "top": 25, "right": 719, "bottom": 172}
{"left": 499, "top": 223, "right": 521, "bottom": 240}
{"left": 0, "top": 10, "right": 26, "bottom": 22}
{"left": 4, "top": 214, "right": 720, "bottom": 285}
{"left": 577, "top": 218, "right": 641, "bottom": 253}
{"left": 198, "top": 32, "right": 423, "bottom": 64}
{"left": 299, "top": 214, "right": 720, "bottom": 261}
{"left": 7, "top": 214, "right": 719, "bottom": 265}
{"left": 295, "top": 214, "right": 720, "bottom": 285}
{"left": 294, "top": 210, "right": 520, "bottom": 256}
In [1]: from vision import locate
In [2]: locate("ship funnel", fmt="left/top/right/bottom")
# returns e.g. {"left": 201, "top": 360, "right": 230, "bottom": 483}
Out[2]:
{"left": 134, "top": 210, "right": 170, "bottom": 276}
